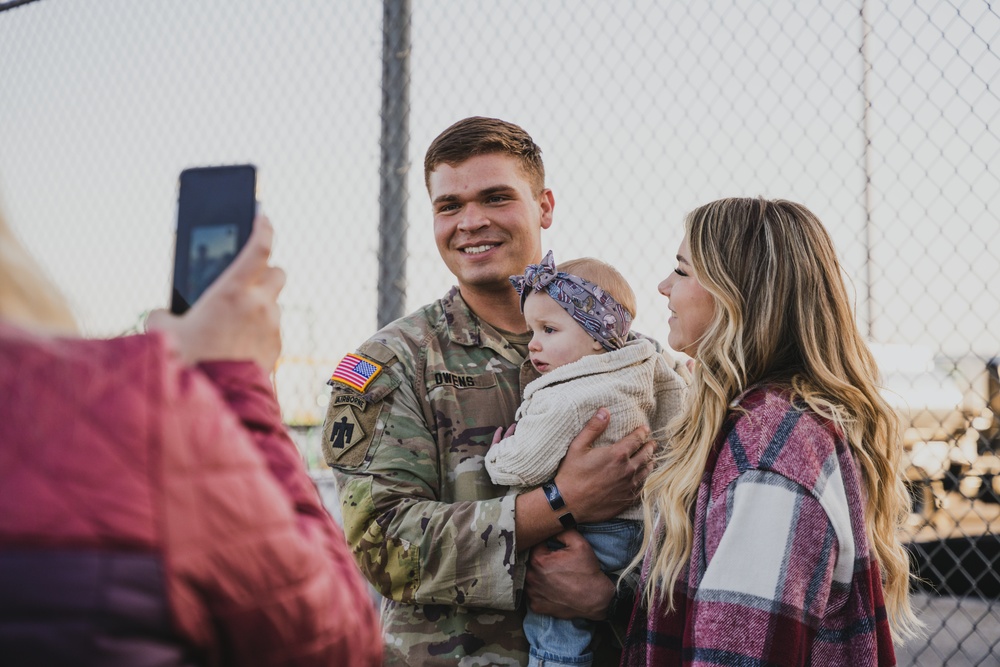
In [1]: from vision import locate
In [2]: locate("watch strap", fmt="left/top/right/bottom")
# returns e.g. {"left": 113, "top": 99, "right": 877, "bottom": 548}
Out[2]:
{"left": 558, "top": 511, "right": 577, "bottom": 529}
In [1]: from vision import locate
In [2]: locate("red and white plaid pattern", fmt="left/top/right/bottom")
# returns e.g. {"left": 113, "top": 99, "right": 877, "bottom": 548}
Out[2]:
{"left": 622, "top": 387, "right": 896, "bottom": 667}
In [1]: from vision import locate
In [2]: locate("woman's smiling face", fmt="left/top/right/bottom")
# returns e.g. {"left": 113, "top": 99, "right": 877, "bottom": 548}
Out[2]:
{"left": 657, "top": 235, "right": 716, "bottom": 356}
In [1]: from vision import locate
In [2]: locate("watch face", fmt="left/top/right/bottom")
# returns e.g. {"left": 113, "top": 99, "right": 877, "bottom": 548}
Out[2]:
{"left": 542, "top": 481, "right": 566, "bottom": 510}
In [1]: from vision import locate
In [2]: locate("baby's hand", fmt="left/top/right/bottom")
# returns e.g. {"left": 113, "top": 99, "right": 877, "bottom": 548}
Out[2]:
{"left": 491, "top": 423, "right": 517, "bottom": 447}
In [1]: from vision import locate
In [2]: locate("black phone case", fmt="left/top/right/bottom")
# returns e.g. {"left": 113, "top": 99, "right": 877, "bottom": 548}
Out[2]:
{"left": 170, "top": 164, "right": 256, "bottom": 314}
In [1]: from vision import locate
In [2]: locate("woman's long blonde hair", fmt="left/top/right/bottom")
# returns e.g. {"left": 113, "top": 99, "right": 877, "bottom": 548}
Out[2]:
{"left": 0, "top": 207, "right": 77, "bottom": 333}
{"left": 641, "top": 197, "right": 918, "bottom": 639}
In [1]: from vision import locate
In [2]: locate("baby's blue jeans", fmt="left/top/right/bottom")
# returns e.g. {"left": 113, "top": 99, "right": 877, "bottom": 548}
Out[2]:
{"left": 525, "top": 518, "right": 643, "bottom": 667}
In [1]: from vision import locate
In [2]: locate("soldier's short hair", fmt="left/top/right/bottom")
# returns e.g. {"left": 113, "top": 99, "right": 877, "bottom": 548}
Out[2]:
{"left": 423, "top": 116, "right": 545, "bottom": 194}
{"left": 557, "top": 256, "right": 638, "bottom": 320}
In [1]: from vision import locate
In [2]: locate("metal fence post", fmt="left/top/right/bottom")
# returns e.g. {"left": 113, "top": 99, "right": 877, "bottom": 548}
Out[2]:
{"left": 860, "top": 0, "right": 876, "bottom": 341}
{"left": 377, "top": 0, "right": 411, "bottom": 328}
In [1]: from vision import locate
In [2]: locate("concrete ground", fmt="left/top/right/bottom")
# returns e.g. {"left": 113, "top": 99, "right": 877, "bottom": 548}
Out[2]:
{"left": 901, "top": 489, "right": 1000, "bottom": 666}
{"left": 898, "top": 594, "right": 999, "bottom": 666}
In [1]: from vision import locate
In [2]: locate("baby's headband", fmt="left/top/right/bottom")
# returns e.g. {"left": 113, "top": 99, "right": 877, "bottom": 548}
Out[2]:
{"left": 510, "top": 250, "right": 632, "bottom": 351}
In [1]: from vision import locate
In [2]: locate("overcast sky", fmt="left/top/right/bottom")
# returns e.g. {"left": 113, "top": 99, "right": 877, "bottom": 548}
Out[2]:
{"left": 2, "top": 0, "right": 997, "bottom": 422}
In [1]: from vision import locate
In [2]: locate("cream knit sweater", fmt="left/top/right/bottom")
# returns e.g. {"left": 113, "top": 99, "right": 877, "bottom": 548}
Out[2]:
{"left": 484, "top": 338, "right": 686, "bottom": 520}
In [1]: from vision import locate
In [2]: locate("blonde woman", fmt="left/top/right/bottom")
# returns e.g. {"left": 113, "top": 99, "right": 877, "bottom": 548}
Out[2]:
{"left": 621, "top": 198, "right": 918, "bottom": 666}
{"left": 0, "top": 210, "right": 381, "bottom": 666}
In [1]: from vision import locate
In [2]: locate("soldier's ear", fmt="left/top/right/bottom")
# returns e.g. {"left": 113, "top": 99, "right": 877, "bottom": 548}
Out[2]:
{"left": 538, "top": 189, "right": 554, "bottom": 230}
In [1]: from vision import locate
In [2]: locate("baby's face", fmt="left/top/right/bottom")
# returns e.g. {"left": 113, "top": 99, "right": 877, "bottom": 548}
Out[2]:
{"left": 523, "top": 291, "right": 604, "bottom": 373}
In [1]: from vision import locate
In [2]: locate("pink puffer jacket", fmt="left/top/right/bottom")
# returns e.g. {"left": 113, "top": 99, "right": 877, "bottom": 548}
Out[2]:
{"left": 0, "top": 321, "right": 381, "bottom": 666}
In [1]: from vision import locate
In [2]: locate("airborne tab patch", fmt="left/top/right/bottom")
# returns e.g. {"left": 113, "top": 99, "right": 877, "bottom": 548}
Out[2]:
{"left": 328, "top": 353, "right": 382, "bottom": 392}
{"left": 334, "top": 393, "right": 368, "bottom": 410}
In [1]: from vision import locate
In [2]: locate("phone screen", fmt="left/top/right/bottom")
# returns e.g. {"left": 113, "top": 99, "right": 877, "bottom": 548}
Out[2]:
{"left": 171, "top": 165, "right": 256, "bottom": 314}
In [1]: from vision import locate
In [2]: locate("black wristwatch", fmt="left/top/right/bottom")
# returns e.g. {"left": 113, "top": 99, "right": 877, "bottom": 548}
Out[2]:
{"left": 541, "top": 481, "right": 577, "bottom": 529}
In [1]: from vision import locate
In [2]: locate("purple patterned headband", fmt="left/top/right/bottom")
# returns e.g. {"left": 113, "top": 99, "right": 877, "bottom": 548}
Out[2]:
{"left": 510, "top": 250, "right": 632, "bottom": 351}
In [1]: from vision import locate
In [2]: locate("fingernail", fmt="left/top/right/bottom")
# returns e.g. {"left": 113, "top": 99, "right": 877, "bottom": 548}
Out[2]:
{"left": 596, "top": 408, "right": 609, "bottom": 421}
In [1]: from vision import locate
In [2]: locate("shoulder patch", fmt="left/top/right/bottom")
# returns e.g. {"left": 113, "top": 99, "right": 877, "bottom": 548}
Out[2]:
{"left": 334, "top": 392, "right": 369, "bottom": 410}
{"left": 325, "top": 406, "right": 366, "bottom": 453}
{"left": 328, "top": 353, "right": 382, "bottom": 392}
{"left": 322, "top": 403, "right": 381, "bottom": 468}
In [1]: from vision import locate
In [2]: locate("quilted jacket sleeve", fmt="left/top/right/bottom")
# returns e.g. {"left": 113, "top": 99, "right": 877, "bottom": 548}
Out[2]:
{"left": 156, "top": 353, "right": 381, "bottom": 667}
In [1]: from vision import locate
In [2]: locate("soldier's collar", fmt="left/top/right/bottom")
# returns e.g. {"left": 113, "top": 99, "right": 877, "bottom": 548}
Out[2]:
{"left": 442, "top": 286, "right": 482, "bottom": 347}
{"left": 443, "top": 287, "right": 534, "bottom": 365}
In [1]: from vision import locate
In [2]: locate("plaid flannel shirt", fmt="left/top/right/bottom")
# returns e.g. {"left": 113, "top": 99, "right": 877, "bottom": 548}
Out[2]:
{"left": 622, "top": 387, "right": 896, "bottom": 667}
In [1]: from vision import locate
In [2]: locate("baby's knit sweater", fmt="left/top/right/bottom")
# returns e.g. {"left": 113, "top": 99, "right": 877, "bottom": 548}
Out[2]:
{"left": 484, "top": 338, "right": 686, "bottom": 520}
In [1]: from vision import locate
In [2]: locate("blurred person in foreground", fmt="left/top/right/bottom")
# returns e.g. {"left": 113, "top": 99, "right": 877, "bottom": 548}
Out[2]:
{"left": 0, "top": 210, "right": 382, "bottom": 666}
{"left": 322, "top": 116, "right": 672, "bottom": 665}
{"left": 621, "top": 197, "right": 919, "bottom": 666}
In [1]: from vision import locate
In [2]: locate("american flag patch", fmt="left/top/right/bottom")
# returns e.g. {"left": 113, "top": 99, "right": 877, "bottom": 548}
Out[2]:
{"left": 328, "top": 353, "right": 383, "bottom": 392}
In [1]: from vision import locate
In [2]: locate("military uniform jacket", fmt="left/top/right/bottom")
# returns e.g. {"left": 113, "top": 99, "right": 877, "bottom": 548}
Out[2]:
{"left": 324, "top": 287, "right": 543, "bottom": 666}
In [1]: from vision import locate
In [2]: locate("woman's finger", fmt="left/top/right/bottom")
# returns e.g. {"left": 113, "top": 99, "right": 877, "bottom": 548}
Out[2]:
{"left": 221, "top": 215, "right": 273, "bottom": 284}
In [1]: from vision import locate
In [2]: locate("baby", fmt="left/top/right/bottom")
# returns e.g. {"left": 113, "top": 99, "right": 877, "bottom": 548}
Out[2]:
{"left": 485, "top": 250, "right": 686, "bottom": 667}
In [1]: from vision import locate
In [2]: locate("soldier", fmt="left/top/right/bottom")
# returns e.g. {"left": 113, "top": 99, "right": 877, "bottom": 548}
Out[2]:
{"left": 323, "top": 117, "right": 659, "bottom": 665}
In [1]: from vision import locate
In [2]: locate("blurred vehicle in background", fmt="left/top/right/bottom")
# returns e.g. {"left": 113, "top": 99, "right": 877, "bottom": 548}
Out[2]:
{"left": 958, "top": 357, "right": 1000, "bottom": 505}
{"left": 980, "top": 357, "right": 1000, "bottom": 450}
{"left": 881, "top": 349, "right": 1000, "bottom": 607}
{"left": 871, "top": 344, "right": 982, "bottom": 520}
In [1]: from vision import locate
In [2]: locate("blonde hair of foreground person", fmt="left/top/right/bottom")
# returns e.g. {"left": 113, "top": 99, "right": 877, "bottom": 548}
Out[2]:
{"left": 0, "top": 208, "right": 77, "bottom": 334}
{"left": 640, "top": 197, "right": 919, "bottom": 640}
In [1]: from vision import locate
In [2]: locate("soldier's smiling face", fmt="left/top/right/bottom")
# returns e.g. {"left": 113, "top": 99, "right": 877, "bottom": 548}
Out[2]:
{"left": 429, "top": 153, "right": 553, "bottom": 296}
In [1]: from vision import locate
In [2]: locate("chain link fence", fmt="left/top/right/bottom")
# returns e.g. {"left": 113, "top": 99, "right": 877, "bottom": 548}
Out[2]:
{"left": 1, "top": 0, "right": 997, "bottom": 663}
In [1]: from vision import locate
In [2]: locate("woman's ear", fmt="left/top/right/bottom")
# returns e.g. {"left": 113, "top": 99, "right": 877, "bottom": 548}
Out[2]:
{"left": 592, "top": 339, "right": 604, "bottom": 352}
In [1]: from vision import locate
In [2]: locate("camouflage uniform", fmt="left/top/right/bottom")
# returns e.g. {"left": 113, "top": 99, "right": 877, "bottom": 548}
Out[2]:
{"left": 324, "top": 287, "right": 539, "bottom": 665}
{"left": 323, "top": 287, "right": 672, "bottom": 665}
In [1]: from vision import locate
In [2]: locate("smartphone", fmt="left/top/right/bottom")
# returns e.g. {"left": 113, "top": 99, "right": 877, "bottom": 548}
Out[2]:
{"left": 170, "top": 164, "right": 257, "bottom": 314}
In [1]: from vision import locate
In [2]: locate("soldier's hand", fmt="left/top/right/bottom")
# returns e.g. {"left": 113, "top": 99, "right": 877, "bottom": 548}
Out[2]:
{"left": 525, "top": 529, "right": 614, "bottom": 620}
{"left": 553, "top": 408, "right": 653, "bottom": 524}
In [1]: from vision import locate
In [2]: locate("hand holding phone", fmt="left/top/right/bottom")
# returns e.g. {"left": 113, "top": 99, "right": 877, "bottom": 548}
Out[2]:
{"left": 171, "top": 164, "right": 257, "bottom": 314}
{"left": 150, "top": 214, "right": 285, "bottom": 370}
